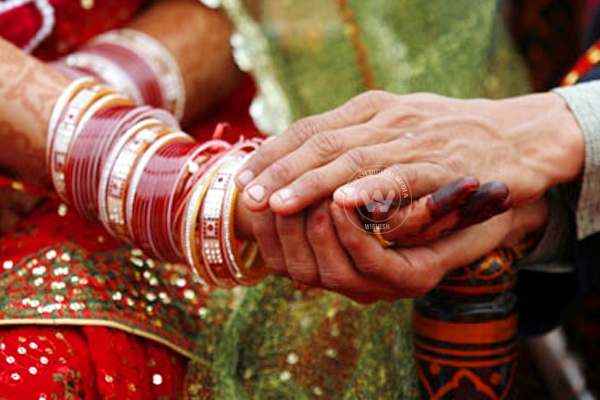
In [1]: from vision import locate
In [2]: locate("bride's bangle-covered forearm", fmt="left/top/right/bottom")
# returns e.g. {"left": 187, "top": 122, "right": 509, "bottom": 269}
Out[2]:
{"left": 52, "top": 29, "right": 186, "bottom": 121}
{"left": 0, "top": 0, "right": 237, "bottom": 181}
{"left": 51, "top": 0, "right": 238, "bottom": 123}
{"left": 47, "top": 77, "right": 267, "bottom": 287}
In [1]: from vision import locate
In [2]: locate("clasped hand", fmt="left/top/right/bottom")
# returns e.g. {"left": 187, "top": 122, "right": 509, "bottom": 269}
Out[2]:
{"left": 236, "top": 91, "right": 582, "bottom": 303}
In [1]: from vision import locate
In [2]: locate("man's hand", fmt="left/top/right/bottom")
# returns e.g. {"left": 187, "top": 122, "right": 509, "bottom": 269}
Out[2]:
{"left": 236, "top": 91, "right": 583, "bottom": 215}
{"left": 321, "top": 198, "right": 546, "bottom": 301}
{"left": 251, "top": 177, "right": 540, "bottom": 303}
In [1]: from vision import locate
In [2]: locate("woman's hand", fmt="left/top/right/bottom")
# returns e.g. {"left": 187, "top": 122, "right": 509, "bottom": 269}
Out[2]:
{"left": 236, "top": 91, "right": 583, "bottom": 215}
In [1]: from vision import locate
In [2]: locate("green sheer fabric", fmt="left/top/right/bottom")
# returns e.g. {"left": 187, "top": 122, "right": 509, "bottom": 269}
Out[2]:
{"left": 185, "top": 1, "right": 529, "bottom": 398}
{"left": 259, "top": 0, "right": 528, "bottom": 118}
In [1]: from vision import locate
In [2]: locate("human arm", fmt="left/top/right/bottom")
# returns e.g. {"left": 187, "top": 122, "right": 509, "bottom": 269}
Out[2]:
{"left": 52, "top": 0, "right": 239, "bottom": 125}
{"left": 104, "top": 0, "right": 240, "bottom": 123}
{"left": 0, "top": 0, "right": 238, "bottom": 234}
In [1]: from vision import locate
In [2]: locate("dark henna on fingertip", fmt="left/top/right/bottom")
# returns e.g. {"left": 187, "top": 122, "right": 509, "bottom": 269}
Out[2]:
{"left": 456, "top": 182, "right": 510, "bottom": 228}
{"left": 427, "top": 176, "right": 479, "bottom": 220}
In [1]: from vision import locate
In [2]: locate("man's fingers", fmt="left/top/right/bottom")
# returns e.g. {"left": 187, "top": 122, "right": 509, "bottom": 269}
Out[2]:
{"left": 236, "top": 91, "right": 391, "bottom": 191}
{"left": 241, "top": 124, "right": 386, "bottom": 212}
{"left": 333, "top": 162, "right": 452, "bottom": 210}
{"left": 306, "top": 202, "right": 399, "bottom": 299}
{"left": 330, "top": 203, "right": 429, "bottom": 297}
{"left": 333, "top": 202, "right": 513, "bottom": 298}
{"left": 251, "top": 210, "right": 286, "bottom": 275}
{"left": 275, "top": 212, "right": 320, "bottom": 286}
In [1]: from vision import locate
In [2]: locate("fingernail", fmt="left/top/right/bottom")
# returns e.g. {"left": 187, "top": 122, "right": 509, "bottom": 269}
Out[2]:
{"left": 336, "top": 185, "right": 356, "bottom": 200}
{"left": 237, "top": 170, "right": 254, "bottom": 186}
{"left": 246, "top": 185, "right": 266, "bottom": 202}
{"left": 272, "top": 188, "right": 293, "bottom": 208}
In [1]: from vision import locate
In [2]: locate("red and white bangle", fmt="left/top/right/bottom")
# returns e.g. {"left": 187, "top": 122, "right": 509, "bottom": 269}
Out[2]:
{"left": 199, "top": 157, "right": 239, "bottom": 288}
{"left": 64, "top": 52, "right": 144, "bottom": 104}
{"left": 158, "top": 139, "right": 229, "bottom": 261}
{"left": 125, "top": 131, "right": 192, "bottom": 250}
{"left": 66, "top": 93, "right": 134, "bottom": 219}
{"left": 46, "top": 77, "right": 96, "bottom": 166}
{"left": 181, "top": 153, "right": 233, "bottom": 286}
{"left": 48, "top": 78, "right": 267, "bottom": 288}
{"left": 92, "top": 29, "right": 186, "bottom": 120}
{"left": 48, "top": 81, "right": 115, "bottom": 201}
{"left": 99, "top": 118, "right": 171, "bottom": 240}
{"left": 96, "top": 107, "right": 180, "bottom": 238}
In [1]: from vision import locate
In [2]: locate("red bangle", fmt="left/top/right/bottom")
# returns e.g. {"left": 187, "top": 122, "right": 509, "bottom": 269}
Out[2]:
{"left": 130, "top": 136, "right": 194, "bottom": 260}
{"left": 90, "top": 29, "right": 186, "bottom": 120}
{"left": 79, "top": 105, "right": 139, "bottom": 217}
{"left": 199, "top": 155, "right": 247, "bottom": 288}
{"left": 63, "top": 52, "right": 145, "bottom": 105}
{"left": 66, "top": 96, "right": 134, "bottom": 220}
{"left": 83, "top": 43, "right": 164, "bottom": 109}
{"left": 150, "top": 141, "right": 198, "bottom": 261}
{"left": 99, "top": 118, "right": 171, "bottom": 241}
{"left": 97, "top": 107, "right": 179, "bottom": 238}
{"left": 49, "top": 82, "right": 115, "bottom": 202}
{"left": 171, "top": 141, "right": 231, "bottom": 234}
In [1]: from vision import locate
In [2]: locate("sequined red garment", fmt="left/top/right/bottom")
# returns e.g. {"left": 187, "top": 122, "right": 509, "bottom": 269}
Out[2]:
{"left": 0, "top": 326, "right": 186, "bottom": 399}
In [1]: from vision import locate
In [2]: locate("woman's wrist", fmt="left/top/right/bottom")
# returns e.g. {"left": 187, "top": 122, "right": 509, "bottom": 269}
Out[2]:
{"left": 234, "top": 196, "right": 255, "bottom": 240}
